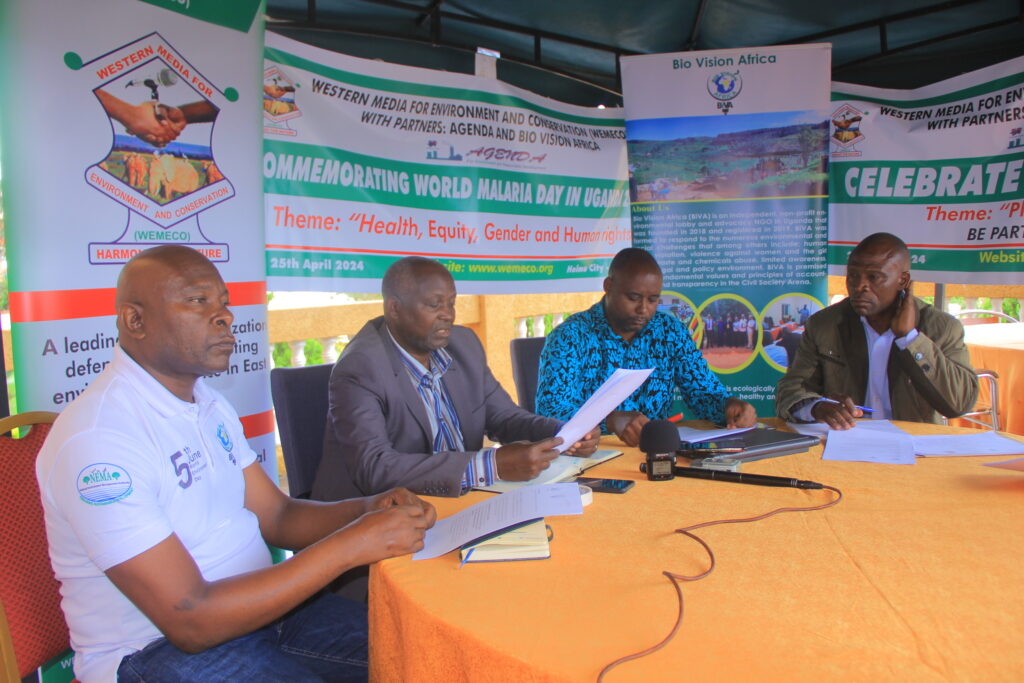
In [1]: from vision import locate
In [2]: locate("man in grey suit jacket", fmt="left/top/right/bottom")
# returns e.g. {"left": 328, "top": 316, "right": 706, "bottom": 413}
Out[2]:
{"left": 312, "top": 257, "right": 598, "bottom": 500}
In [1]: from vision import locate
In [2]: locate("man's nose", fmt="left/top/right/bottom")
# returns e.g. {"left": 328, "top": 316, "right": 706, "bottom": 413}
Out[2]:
{"left": 215, "top": 305, "right": 234, "bottom": 326}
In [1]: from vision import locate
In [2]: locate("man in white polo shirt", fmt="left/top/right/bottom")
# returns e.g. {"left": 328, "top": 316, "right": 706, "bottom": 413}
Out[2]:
{"left": 37, "top": 245, "right": 435, "bottom": 682}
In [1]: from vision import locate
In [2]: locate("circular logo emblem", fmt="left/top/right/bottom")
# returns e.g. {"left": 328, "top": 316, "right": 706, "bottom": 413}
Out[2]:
{"left": 707, "top": 71, "right": 742, "bottom": 101}
{"left": 77, "top": 463, "right": 133, "bottom": 505}
{"left": 216, "top": 423, "right": 233, "bottom": 452}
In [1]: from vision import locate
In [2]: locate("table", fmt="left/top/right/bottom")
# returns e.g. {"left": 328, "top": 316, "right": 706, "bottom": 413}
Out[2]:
{"left": 369, "top": 424, "right": 1024, "bottom": 682}
{"left": 964, "top": 322, "right": 1024, "bottom": 435}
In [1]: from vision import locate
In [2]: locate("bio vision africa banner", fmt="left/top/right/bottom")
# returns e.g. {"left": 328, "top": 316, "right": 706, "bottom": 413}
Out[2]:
{"left": 263, "top": 33, "right": 630, "bottom": 293}
{"left": 830, "top": 55, "right": 1024, "bottom": 284}
{"left": 621, "top": 45, "right": 831, "bottom": 416}
{"left": 0, "top": 1, "right": 276, "bottom": 475}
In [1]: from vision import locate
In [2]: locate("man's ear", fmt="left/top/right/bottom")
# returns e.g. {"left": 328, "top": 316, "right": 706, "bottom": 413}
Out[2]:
{"left": 118, "top": 302, "right": 146, "bottom": 339}
{"left": 383, "top": 295, "right": 400, "bottom": 321}
{"left": 899, "top": 271, "right": 911, "bottom": 289}
{"left": 602, "top": 276, "right": 613, "bottom": 295}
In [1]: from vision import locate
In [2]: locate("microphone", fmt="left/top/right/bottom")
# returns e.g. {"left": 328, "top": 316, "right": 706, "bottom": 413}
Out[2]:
{"left": 639, "top": 419, "right": 680, "bottom": 481}
{"left": 647, "top": 464, "right": 824, "bottom": 490}
{"left": 638, "top": 419, "right": 823, "bottom": 489}
{"left": 125, "top": 68, "right": 178, "bottom": 89}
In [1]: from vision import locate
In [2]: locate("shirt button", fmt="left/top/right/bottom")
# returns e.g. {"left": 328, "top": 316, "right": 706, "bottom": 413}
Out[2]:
{"left": 914, "top": 352, "right": 923, "bottom": 361}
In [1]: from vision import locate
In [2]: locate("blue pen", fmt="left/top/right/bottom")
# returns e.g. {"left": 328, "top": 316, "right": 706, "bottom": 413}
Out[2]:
{"left": 822, "top": 397, "right": 874, "bottom": 414}
{"left": 458, "top": 548, "right": 475, "bottom": 568}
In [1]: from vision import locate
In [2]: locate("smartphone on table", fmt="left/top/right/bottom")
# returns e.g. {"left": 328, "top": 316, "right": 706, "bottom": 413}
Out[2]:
{"left": 575, "top": 477, "right": 635, "bottom": 494}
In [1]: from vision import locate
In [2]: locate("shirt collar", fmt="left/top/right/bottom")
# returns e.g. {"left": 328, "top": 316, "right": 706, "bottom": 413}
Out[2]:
{"left": 591, "top": 298, "right": 652, "bottom": 342}
{"left": 113, "top": 345, "right": 215, "bottom": 418}
{"left": 858, "top": 316, "right": 895, "bottom": 342}
{"left": 385, "top": 325, "right": 453, "bottom": 381}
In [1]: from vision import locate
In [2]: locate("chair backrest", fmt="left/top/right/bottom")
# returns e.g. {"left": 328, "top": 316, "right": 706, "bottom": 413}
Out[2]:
{"left": 954, "top": 309, "right": 1019, "bottom": 325}
{"left": 270, "top": 364, "right": 334, "bottom": 499}
{"left": 0, "top": 411, "right": 67, "bottom": 681}
{"left": 509, "top": 337, "right": 547, "bottom": 413}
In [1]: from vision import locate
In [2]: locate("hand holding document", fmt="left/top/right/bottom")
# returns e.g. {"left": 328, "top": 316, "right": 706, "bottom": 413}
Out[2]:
{"left": 553, "top": 368, "right": 653, "bottom": 452}
{"left": 413, "top": 483, "right": 583, "bottom": 560}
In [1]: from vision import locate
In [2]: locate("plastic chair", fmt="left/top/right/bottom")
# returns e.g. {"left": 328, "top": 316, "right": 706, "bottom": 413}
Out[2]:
{"left": 270, "top": 364, "right": 334, "bottom": 499}
{"left": 0, "top": 411, "right": 68, "bottom": 683}
{"left": 958, "top": 369, "right": 1000, "bottom": 431}
{"left": 954, "top": 309, "right": 1019, "bottom": 325}
{"left": 509, "top": 337, "right": 547, "bottom": 413}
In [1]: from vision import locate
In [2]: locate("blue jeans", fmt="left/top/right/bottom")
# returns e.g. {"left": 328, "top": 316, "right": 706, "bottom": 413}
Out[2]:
{"left": 117, "top": 593, "right": 367, "bottom": 682}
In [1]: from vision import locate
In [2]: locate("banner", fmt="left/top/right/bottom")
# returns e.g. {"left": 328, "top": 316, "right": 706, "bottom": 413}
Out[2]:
{"left": 621, "top": 45, "right": 831, "bottom": 416}
{"left": 0, "top": 1, "right": 275, "bottom": 476}
{"left": 263, "top": 34, "right": 630, "bottom": 293}
{"left": 830, "top": 56, "right": 1024, "bottom": 284}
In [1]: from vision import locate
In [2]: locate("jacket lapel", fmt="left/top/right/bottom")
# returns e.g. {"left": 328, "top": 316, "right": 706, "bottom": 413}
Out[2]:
{"left": 838, "top": 303, "right": 869, "bottom": 403}
{"left": 375, "top": 320, "right": 433, "bottom": 445}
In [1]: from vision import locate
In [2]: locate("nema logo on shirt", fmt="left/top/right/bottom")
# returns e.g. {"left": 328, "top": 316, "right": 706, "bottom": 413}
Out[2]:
{"left": 77, "top": 463, "right": 133, "bottom": 505}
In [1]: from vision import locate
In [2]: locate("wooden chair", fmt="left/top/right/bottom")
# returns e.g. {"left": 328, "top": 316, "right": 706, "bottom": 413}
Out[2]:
{"left": 0, "top": 411, "right": 70, "bottom": 682}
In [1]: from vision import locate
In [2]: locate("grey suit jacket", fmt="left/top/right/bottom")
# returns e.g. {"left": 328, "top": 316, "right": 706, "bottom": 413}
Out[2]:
{"left": 311, "top": 317, "right": 562, "bottom": 500}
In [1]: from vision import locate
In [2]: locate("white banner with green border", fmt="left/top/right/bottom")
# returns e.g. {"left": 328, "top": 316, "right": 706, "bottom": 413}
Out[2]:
{"left": 263, "top": 33, "right": 630, "bottom": 293}
{"left": 830, "top": 55, "right": 1024, "bottom": 284}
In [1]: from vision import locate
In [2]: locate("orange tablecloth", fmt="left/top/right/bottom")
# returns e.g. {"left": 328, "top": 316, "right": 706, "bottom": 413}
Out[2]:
{"left": 964, "top": 323, "right": 1024, "bottom": 435}
{"left": 370, "top": 425, "right": 1024, "bottom": 682}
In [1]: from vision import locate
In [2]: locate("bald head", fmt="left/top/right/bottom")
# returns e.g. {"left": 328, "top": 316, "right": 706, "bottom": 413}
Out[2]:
{"left": 849, "top": 232, "right": 910, "bottom": 270}
{"left": 116, "top": 245, "right": 220, "bottom": 319}
{"left": 381, "top": 256, "right": 453, "bottom": 302}
{"left": 116, "top": 246, "right": 234, "bottom": 401}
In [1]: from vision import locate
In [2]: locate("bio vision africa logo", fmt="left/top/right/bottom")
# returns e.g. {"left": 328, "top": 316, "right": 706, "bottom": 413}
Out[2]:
{"left": 77, "top": 463, "right": 133, "bottom": 505}
{"left": 707, "top": 71, "right": 742, "bottom": 114}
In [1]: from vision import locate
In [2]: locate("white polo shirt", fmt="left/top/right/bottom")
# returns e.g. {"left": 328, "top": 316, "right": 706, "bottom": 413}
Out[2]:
{"left": 36, "top": 346, "right": 271, "bottom": 683}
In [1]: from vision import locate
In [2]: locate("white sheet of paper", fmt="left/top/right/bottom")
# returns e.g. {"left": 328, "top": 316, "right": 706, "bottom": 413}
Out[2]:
{"left": 787, "top": 419, "right": 905, "bottom": 437}
{"left": 677, "top": 425, "right": 754, "bottom": 443}
{"left": 822, "top": 428, "right": 916, "bottom": 465}
{"left": 913, "top": 432, "right": 1024, "bottom": 456}
{"left": 412, "top": 483, "right": 583, "bottom": 560}
{"left": 554, "top": 368, "right": 653, "bottom": 452}
{"left": 984, "top": 457, "right": 1024, "bottom": 472}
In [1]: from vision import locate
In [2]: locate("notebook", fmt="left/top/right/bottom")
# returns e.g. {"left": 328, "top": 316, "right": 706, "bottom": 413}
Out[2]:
{"left": 474, "top": 448, "right": 622, "bottom": 493}
{"left": 459, "top": 518, "right": 550, "bottom": 563}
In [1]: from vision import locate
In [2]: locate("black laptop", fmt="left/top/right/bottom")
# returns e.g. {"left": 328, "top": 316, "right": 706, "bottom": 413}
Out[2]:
{"left": 679, "top": 427, "right": 820, "bottom": 464}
